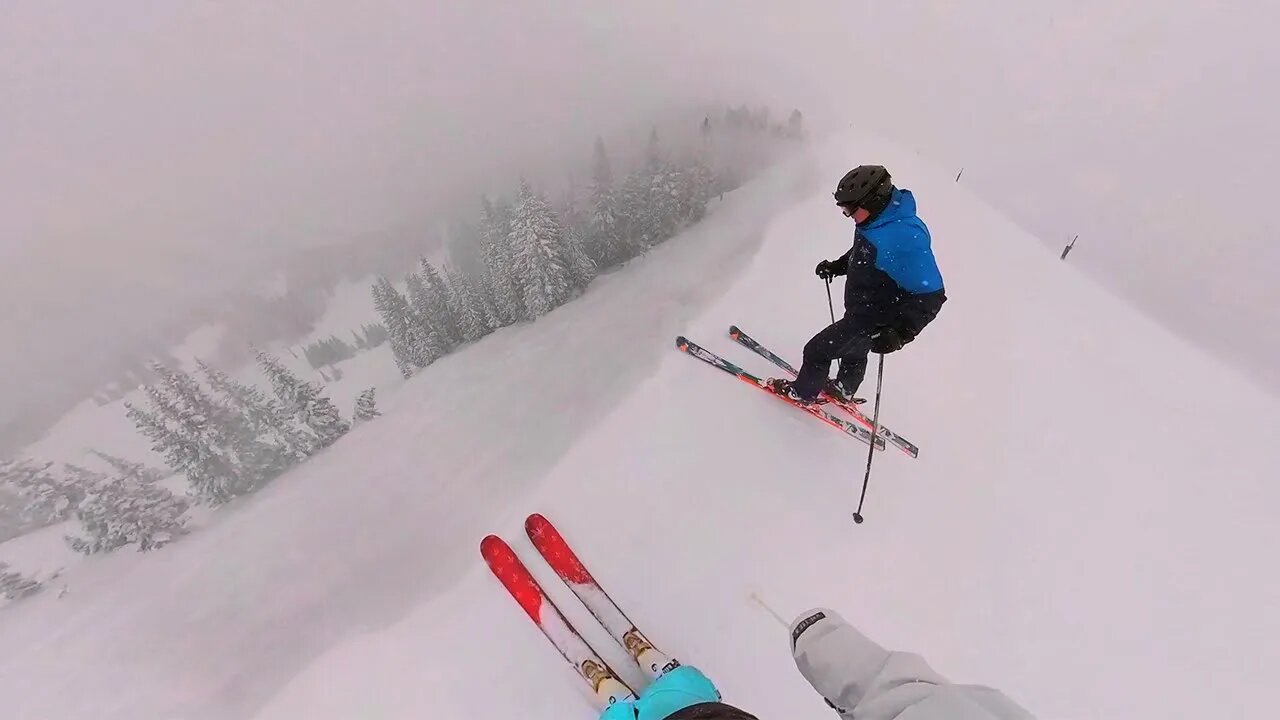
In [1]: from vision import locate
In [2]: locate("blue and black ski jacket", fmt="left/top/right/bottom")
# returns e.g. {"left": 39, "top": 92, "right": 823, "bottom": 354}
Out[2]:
{"left": 828, "top": 188, "right": 946, "bottom": 338}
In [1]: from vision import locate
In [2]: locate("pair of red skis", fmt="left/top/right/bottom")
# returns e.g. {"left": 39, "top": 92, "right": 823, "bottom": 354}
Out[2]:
{"left": 481, "top": 514, "right": 679, "bottom": 707}
{"left": 677, "top": 325, "right": 919, "bottom": 458}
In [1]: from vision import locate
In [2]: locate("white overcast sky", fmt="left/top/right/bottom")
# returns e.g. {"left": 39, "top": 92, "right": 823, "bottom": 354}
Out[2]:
{"left": 3, "top": 0, "right": 1277, "bottom": 440}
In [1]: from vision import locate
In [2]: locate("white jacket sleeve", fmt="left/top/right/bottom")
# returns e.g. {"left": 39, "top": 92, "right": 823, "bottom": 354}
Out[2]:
{"left": 789, "top": 608, "right": 1035, "bottom": 720}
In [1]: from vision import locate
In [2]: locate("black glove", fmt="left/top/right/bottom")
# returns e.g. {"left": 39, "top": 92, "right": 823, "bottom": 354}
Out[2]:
{"left": 815, "top": 259, "right": 843, "bottom": 280}
{"left": 869, "top": 326, "right": 908, "bottom": 354}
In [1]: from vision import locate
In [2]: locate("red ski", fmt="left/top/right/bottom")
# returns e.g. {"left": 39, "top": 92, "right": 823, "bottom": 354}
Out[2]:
{"left": 675, "top": 335, "right": 885, "bottom": 450}
{"left": 728, "top": 325, "right": 918, "bottom": 458}
{"left": 480, "top": 535, "right": 636, "bottom": 706}
{"left": 525, "top": 514, "right": 680, "bottom": 679}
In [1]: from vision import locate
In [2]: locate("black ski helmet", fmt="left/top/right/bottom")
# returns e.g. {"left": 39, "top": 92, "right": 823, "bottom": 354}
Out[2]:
{"left": 833, "top": 165, "right": 893, "bottom": 215}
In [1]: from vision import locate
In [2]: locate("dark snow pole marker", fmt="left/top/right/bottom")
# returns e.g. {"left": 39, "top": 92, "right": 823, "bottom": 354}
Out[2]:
{"left": 852, "top": 354, "right": 886, "bottom": 524}
{"left": 1060, "top": 234, "right": 1079, "bottom": 260}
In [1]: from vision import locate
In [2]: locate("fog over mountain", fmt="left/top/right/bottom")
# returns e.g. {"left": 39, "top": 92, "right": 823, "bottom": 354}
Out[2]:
{"left": 4, "top": 0, "right": 1277, "bottom": 448}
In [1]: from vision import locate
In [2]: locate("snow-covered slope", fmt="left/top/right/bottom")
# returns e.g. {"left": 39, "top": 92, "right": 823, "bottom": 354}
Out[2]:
{"left": 2, "top": 132, "right": 1277, "bottom": 720}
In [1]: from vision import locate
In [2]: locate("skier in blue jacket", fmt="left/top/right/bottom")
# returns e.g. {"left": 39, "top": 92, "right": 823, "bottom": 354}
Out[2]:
{"left": 768, "top": 165, "right": 946, "bottom": 404}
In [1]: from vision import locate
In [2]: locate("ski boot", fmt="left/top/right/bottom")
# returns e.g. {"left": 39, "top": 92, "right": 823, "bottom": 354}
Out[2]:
{"left": 823, "top": 379, "right": 865, "bottom": 405}
{"left": 766, "top": 378, "right": 822, "bottom": 406}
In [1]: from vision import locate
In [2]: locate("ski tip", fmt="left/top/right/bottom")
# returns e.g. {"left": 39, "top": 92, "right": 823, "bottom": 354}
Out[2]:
{"left": 674, "top": 336, "right": 689, "bottom": 350}
{"left": 525, "top": 513, "right": 564, "bottom": 545}
{"left": 728, "top": 325, "right": 740, "bottom": 337}
{"left": 524, "top": 512, "right": 549, "bottom": 533}
{"left": 479, "top": 534, "right": 507, "bottom": 559}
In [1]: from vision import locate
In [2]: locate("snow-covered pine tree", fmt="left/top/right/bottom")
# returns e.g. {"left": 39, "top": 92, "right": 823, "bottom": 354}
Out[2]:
{"left": 469, "top": 268, "right": 505, "bottom": 331}
{"left": 0, "top": 561, "right": 41, "bottom": 601}
{"left": 479, "top": 197, "right": 524, "bottom": 324}
{"left": 508, "top": 180, "right": 577, "bottom": 317}
{"left": 89, "top": 451, "right": 166, "bottom": 483}
{"left": 644, "top": 128, "right": 684, "bottom": 242}
{"left": 678, "top": 154, "right": 716, "bottom": 224}
{"left": 255, "top": 351, "right": 313, "bottom": 413}
{"left": 150, "top": 362, "right": 216, "bottom": 428}
{"left": 353, "top": 387, "right": 381, "bottom": 424}
{"left": 619, "top": 168, "right": 660, "bottom": 252}
{"left": 125, "top": 397, "right": 194, "bottom": 475}
{"left": 400, "top": 273, "right": 448, "bottom": 360}
{"left": 64, "top": 462, "right": 188, "bottom": 555}
{"left": 60, "top": 464, "right": 112, "bottom": 552}
{"left": 404, "top": 271, "right": 436, "bottom": 337}
{"left": 150, "top": 363, "right": 232, "bottom": 455}
{"left": 444, "top": 264, "right": 491, "bottom": 342}
{"left": 61, "top": 464, "right": 109, "bottom": 494}
{"left": 197, "top": 360, "right": 318, "bottom": 466}
{"left": 0, "top": 458, "right": 84, "bottom": 525}
{"left": 557, "top": 188, "right": 598, "bottom": 290}
{"left": 151, "top": 363, "right": 273, "bottom": 497}
{"left": 126, "top": 393, "right": 240, "bottom": 506}
{"left": 445, "top": 246, "right": 503, "bottom": 332}
{"left": 561, "top": 221, "right": 598, "bottom": 290}
{"left": 403, "top": 273, "right": 444, "bottom": 356}
{"left": 587, "top": 137, "right": 629, "bottom": 267}
{"left": 418, "top": 259, "right": 462, "bottom": 349}
{"left": 372, "top": 276, "right": 437, "bottom": 377}
{"left": 135, "top": 373, "right": 252, "bottom": 504}
{"left": 256, "top": 351, "right": 350, "bottom": 448}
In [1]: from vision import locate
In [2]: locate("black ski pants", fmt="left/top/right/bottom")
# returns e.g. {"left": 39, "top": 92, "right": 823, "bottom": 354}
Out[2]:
{"left": 790, "top": 316, "right": 874, "bottom": 400}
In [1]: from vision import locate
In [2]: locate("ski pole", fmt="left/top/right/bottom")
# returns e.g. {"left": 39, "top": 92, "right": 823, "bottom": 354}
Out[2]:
{"left": 748, "top": 592, "right": 790, "bottom": 630}
{"left": 825, "top": 277, "right": 840, "bottom": 376}
{"left": 852, "top": 353, "right": 885, "bottom": 524}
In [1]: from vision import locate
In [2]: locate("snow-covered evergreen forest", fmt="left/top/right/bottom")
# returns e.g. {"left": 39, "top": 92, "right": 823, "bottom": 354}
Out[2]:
{"left": 0, "top": 105, "right": 803, "bottom": 603}
{"left": 1, "top": 351, "right": 360, "bottom": 573}
{"left": 370, "top": 112, "right": 800, "bottom": 379}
